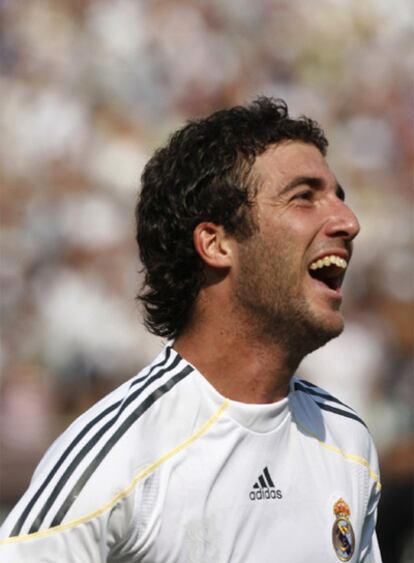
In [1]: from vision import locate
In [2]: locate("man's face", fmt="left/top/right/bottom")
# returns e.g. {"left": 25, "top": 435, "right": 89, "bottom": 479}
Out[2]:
{"left": 232, "top": 141, "right": 360, "bottom": 355}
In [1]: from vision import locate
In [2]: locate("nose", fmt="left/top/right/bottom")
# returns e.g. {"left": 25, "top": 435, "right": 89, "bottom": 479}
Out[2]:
{"left": 325, "top": 199, "right": 360, "bottom": 241}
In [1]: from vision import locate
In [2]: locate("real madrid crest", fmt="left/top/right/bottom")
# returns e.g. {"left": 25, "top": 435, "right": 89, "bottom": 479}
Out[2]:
{"left": 331, "top": 498, "right": 355, "bottom": 561}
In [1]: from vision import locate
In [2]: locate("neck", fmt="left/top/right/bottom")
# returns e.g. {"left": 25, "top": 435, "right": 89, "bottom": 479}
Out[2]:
{"left": 174, "top": 301, "right": 303, "bottom": 404}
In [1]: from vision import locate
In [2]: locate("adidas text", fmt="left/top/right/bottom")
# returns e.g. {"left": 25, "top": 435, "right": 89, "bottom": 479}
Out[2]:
{"left": 249, "top": 488, "right": 283, "bottom": 501}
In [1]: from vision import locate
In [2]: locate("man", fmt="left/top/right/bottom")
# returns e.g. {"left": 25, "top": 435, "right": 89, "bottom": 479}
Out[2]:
{"left": 0, "top": 97, "right": 382, "bottom": 561}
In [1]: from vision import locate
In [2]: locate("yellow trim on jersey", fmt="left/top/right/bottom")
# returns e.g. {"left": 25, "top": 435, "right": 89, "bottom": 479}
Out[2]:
{"left": 297, "top": 421, "right": 382, "bottom": 492}
{"left": 1, "top": 400, "right": 230, "bottom": 545}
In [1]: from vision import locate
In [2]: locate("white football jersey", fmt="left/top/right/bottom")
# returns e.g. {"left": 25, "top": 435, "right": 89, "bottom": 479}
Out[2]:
{"left": 0, "top": 346, "right": 382, "bottom": 562}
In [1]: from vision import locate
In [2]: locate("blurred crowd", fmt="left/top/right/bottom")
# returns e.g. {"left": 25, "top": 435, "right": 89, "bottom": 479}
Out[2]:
{"left": 0, "top": 0, "right": 413, "bottom": 560}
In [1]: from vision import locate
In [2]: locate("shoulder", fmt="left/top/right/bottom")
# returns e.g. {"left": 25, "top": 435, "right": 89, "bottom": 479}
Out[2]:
{"left": 2, "top": 346, "right": 198, "bottom": 538}
{"left": 36, "top": 345, "right": 193, "bottom": 476}
{"left": 289, "top": 376, "right": 376, "bottom": 460}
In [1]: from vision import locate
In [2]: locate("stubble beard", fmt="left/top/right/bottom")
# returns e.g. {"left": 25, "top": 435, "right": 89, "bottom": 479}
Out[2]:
{"left": 234, "top": 235, "right": 344, "bottom": 361}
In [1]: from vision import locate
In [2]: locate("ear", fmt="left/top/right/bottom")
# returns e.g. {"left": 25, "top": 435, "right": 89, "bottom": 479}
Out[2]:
{"left": 193, "top": 222, "right": 234, "bottom": 269}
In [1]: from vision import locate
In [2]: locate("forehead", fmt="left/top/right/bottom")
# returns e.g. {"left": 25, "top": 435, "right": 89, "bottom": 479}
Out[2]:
{"left": 252, "top": 141, "right": 334, "bottom": 196}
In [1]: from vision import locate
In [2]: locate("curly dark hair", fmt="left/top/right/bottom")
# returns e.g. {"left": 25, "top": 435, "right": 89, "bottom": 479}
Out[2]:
{"left": 136, "top": 96, "right": 328, "bottom": 339}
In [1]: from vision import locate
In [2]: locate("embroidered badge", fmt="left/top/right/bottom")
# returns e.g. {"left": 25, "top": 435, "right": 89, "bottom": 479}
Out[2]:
{"left": 332, "top": 498, "right": 355, "bottom": 561}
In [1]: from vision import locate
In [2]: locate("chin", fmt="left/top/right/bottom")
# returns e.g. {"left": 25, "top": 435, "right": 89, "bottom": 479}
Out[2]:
{"left": 298, "top": 309, "right": 345, "bottom": 355}
{"left": 309, "top": 297, "right": 344, "bottom": 332}
{"left": 275, "top": 305, "right": 344, "bottom": 358}
{"left": 314, "top": 317, "right": 344, "bottom": 347}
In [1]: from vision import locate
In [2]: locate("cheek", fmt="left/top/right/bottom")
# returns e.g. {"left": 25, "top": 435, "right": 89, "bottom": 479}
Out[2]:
{"left": 265, "top": 233, "right": 303, "bottom": 272}
{"left": 261, "top": 214, "right": 311, "bottom": 246}
{"left": 254, "top": 242, "right": 300, "bottom": 294}
{"left": 238, "top": 220, "right": 309, "bottom": 282}
{"left": 276, "top": 221, "right": 313, "bottom": 268}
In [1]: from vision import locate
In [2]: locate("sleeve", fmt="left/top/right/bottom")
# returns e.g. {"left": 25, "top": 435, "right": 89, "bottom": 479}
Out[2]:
{"left": 0, "top": 516, "right": 108, "bottom": 563}
{"left": 0, "top": 433, "right": 143, "bottom": 562}
{"left": 0, "top": 481, "right": 141, "bottom": 563}
{"left": 358, "top": 437, "right": 383, "bottom": 563}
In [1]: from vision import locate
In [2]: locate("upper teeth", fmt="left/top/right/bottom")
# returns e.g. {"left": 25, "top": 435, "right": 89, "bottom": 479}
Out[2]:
{"left": 309, "top": 255, "right": 347, "bottom": 270}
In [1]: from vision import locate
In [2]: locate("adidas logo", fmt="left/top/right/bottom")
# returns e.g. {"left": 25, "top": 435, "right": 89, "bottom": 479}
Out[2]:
{"left": 249, "top": 467, "right": 283, "bottom": 501}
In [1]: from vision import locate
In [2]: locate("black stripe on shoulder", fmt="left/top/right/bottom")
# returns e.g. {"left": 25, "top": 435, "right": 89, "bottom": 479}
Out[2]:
{"left": 294, "top": 380, "right": 366, "bottom": 427}
{"left": 50, "top": 364, "right": 193, "bottom": 527}
{"left": 10, "top": 348, "right": 173, "bottom": 538}
{"left": 294, "top": 380, "right": 356, "bottom": 412}
{"left": 129, "top": 346, "right": 173, "bottom": 390}
{"left": 315, "top": 402, "right": 367, "bottom": 429}
{"left": 297, "top": 379, "right": 318, "bottom": 388}
{"left": 11, "top": 400, "right": 122, "bottom": 537}
{"left": 27, "top": 352, "right": 183, "bottom": 535}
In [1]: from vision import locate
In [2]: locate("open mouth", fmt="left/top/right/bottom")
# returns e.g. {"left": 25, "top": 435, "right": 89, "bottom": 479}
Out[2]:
{"left": 308, "top": 255, "right": 347, "bottom": 292}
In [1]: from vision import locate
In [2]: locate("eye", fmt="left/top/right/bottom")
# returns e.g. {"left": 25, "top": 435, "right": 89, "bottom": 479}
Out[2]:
{"left": 336, "top": 185, "right": 346, "bottom": 201}
{"left": 292, "top": 190, "right": 314, "bottom": 202}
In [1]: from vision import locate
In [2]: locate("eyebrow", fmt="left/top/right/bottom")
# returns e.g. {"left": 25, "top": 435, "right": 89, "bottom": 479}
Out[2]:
{"left": 279, "top": 175, "right": 346, "bottom": 201}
